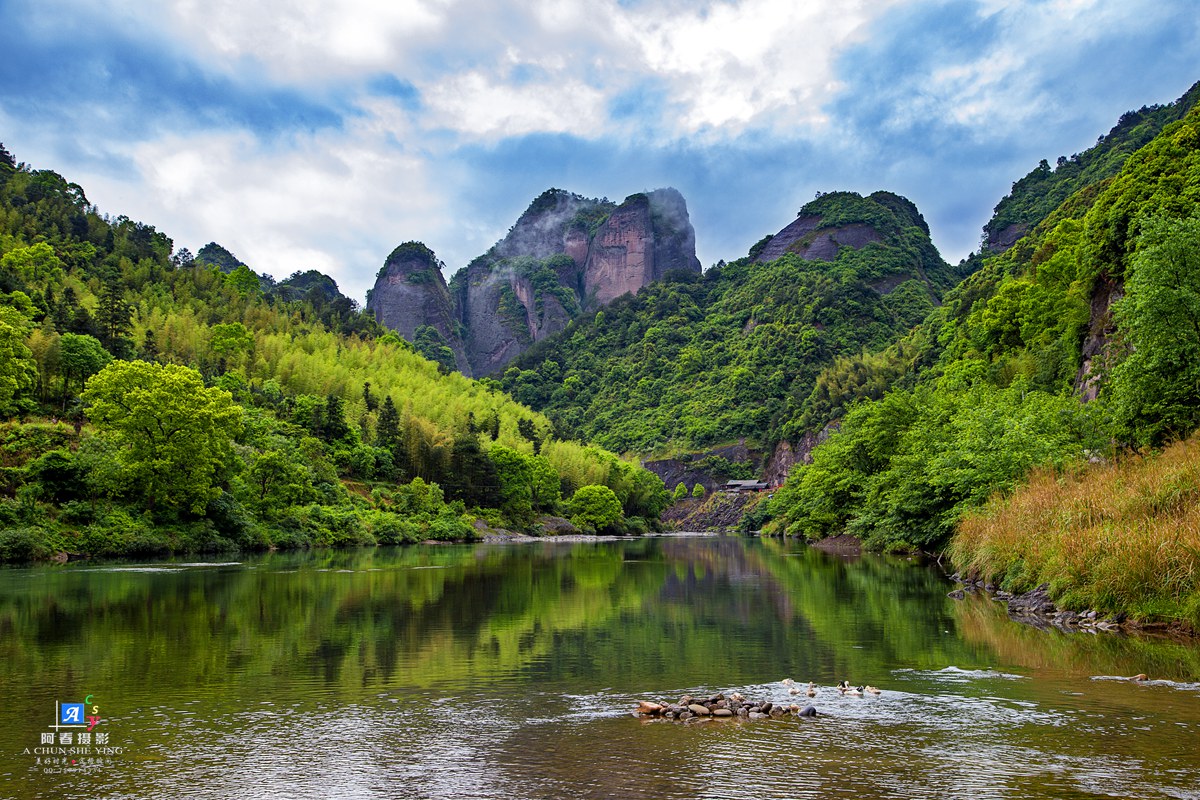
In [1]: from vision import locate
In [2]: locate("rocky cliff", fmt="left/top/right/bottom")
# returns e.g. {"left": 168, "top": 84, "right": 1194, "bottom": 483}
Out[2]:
{"left": 371, "top": 187, "right": 701, "bottom": 376}
{"left": 366, "top": 242, "right": 468, "bottom": 374}
{"left": 585, "top": 189, "right": 702, "bottom": 304}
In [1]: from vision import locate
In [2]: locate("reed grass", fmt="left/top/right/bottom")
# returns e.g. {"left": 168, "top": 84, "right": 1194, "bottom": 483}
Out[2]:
{"left": 950, "top": 436, "right": 1200, "bottom": 625}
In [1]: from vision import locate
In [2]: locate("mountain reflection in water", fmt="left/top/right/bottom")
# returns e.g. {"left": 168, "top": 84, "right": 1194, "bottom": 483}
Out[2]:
{"left": 1, "top": 536, "right": 1197, "bottom": 799}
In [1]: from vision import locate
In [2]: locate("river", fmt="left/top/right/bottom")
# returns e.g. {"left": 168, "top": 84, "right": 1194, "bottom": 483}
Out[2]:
{"left": 1, "top": 535, "right": 1198, "bottom": 799}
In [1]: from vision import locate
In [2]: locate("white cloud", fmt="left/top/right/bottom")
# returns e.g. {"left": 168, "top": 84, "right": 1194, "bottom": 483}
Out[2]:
{"left": 423, "top": 72, "right": 609, "bottom": 139}
{"left": 616, "top": 0, "right": 896, "bottom": 134}
{"left": 890, "top": 0, "right": 1175, "bottom": 136}
{"left": 79, "top": 117, "right": 454, "bottom": 302}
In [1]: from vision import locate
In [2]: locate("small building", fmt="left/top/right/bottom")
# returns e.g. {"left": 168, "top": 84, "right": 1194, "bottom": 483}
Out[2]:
{"left": 723, "top": 480, "right": 770, "bottom": 493}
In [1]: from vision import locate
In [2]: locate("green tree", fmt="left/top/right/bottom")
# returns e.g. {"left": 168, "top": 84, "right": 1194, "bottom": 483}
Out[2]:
{"left": 0, "top": 305, "right": 37, "bottom": 414}
{"left": 1, "top": 242, "right": 64, "bottom": 286}
{"left": 567, "top": 485, "right": 623, "bottom": 532}
{"left": 528, "top": 454, "right": 561, "bottom": 511}
{"left": 81, "top": 361, "right": 243, "bottom": 513}
{"left": 447, "top": 431, "right": 498, "bottom": 507}
{"left": 673, "top": 483, "right": 688, "bottom": 502}
{"left": 1110, "top": 212, "right": 1200, "bottom": 446}
{"left": 691, "top": 483, "right": 705, "bottom": 498}
{"left": 244, "top": 449, "right": 317, "bottom": 512}
{"left": 208, "top": 322, "right": 254, "bottom": 371}
{"left": 225, "top": 264, "right": 262, "bottom": 299}
{"left": 412, "top": 325, "right": 456, "bottom": 373}
{"left": 488, "top": 444, "right": 534, "bottom": 526}
{"left": 58, "top": 333, "right": 111, "bottom": 408}
{"left": 94, "top": 275, "right": 133, "bottom": 356}
{"left": 376, "top": 396, "right": 400, "bottom": 450}
{"left": 323, "top": 394, "right": 352, "bottom": 441}
{"left": 141, "top": 329, "right": 159, "bottom": 362}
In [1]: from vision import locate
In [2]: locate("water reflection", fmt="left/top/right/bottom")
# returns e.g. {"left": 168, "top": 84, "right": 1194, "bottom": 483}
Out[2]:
{"left": 0, "top": 537, "right": 1197, "bottom": 799}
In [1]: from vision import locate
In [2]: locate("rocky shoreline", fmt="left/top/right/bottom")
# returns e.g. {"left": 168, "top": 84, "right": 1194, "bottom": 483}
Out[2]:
{"left": 947, "top": 576, "right": 1196, "bottom": 638}
{"left": 633, "top": 692, "right": 818, "bottom": 722}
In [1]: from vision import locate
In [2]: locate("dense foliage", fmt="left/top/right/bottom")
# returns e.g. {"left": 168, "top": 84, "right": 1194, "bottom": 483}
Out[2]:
{"left": 0, "top": 148, "right": 666, "bottom": 561}
{"left": 770, "top": 103, "right": 1200, "bottom": 553}
{"left": 984, "top": 80, "right": 1200, "bottom": 245}
{"left": 501, "top": 191, "right": 960, "bottom": 454}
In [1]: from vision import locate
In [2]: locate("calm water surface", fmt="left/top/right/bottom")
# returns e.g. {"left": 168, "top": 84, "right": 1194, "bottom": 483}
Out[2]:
{"left": 1, "top": 535, "right": 1198, "bottom": 800}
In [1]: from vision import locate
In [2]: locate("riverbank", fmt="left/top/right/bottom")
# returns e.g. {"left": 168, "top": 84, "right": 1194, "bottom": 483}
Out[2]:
{"left": 949, "top": 435, "right": 1200, "bottom": 630}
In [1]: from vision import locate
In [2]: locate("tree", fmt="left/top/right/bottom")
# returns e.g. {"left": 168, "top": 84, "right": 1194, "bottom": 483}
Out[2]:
{"left": 225, "top": 264, "right": 263, "bottom": 299}
{"left": 691, "top": 483, "right": 706, "bottom": 498}
{"left": 528, "top": 454, "right": 560, "bottom": 511}
{"left": 58, "top": 333, "right": 111, "bottom": 408}
{"left": 489, "top": 444, "right": 534, "bottom": 526}
{"left": 94, "top": 274, "right": 133, "bottom": 356}
{"left": 376, "top": 396, "right": 400, "bottom": 450}
{"left": 1110, "top": 212, "right": 1200, "bottom": 446}
{"left": 448, "top": 432, "right": 498, "bottom": 507}
{"left": 323, "top": 394, "right": 352, "bottom": 441}
{"left": 517, "top": 417, "right": 543, "bottom": 454}
{"left": 81, "top": 361, "right": 243, "bottom": 513}
{"left": 1, "top": 242, "right": 64, "bottom": 286}
{"left": 673, "top": 483, "right": 688, "bottom": 502}
{"left": 208, "top": 322, "right": 254, "bottom": 372}
{"left": 0, "top": 305, "right": 37, "bottom": 414}
{"left": 412, "top": 325, "right": 456, "bottom": 373}
{"left": 141, "top": 329, "right": 159, "bottom": 362}
{"left": 244, "top": 449, "right": 317, "bottom": 512}
{"left": 567, "top": 485, "right": 623, "bottom": 532}
{"left": 362, "top": 382, "right": 378, "bottom": 412}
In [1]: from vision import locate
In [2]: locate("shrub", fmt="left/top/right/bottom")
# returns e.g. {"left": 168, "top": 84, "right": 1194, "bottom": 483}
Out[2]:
{"left": 567, "top": 485, "right": 623, "bottom": 532}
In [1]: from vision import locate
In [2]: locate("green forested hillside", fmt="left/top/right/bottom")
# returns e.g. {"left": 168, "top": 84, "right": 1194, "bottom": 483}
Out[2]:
{"left": 0, "top": 147, "right": 666, "bottom": 561}
{"left": 500, "top": 191, "right": 956, "bottom": 453}
{"left": 984, "top": 80, "right": 1200, "bottom": 247}
{"left": 769, "top": 103, "right": 1200, "bottom": 553}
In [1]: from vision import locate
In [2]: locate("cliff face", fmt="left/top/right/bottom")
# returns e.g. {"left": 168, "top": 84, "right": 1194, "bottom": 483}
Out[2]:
{"left": 585, "top": 189, "right": 702, "bottom": 305}
{"left": 366, "top": 242, "right": 468, "bottom": 373}
{"left": 753, "top": 215, "right": 886, "bottom": 264}
{"left": 370, "top": 187, "right": 701, "bottom": 377}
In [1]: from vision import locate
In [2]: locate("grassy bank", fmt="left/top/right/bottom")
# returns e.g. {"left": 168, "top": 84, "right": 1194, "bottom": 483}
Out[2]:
{"left": 950, "top": 436, "right": 1200, "bottom": 626}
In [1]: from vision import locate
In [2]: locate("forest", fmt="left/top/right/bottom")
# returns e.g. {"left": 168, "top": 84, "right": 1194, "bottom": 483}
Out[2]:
{"left": 496, "top": 88, "right": 1200, "bottom": 624}
{"left": 0, "top": 142, "right": 668, "bottom": 561}
{"left": 3, "top": 81, "right": 1200, "bottom": 628}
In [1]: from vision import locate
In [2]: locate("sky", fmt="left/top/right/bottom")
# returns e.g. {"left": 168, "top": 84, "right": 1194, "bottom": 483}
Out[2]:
{"left": 1, "top": 0, "right": 1198, "bottom": 304}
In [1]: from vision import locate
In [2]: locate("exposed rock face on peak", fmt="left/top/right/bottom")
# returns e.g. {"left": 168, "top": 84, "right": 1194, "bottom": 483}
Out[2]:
{"left": 366, "top": 242, "right": 468, "bottom": 374}
{"left": 494, "top": 190, "right": 600, "bottom": 262}
{"left": 986, "top": 222, "right": 1030, "bottom": 253}
{"left": 752, "top": 191, "right": 924, "bottom": 264}
{"left": 752, "top": 215, "right": 885, "bottom": 264}
{"left": 585, "top": 189, "right": 702, "bottom": 305}
{"left": 750, "top": 190, "right": 960, "bottom": 292}
{"left": 368, "top": 187, "right": 701, "bottom": 377}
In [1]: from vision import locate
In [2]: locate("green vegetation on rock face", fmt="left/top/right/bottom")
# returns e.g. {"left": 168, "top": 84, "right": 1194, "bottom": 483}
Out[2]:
{"left": 0, "top": 148, "right": 666, "bottom": 561}
{"left": 769, "top": 103, "right": 1200, "bottom": 558}
{"left": 984, "top": 80, "right": 1200, "bottom": 246}
{"left": 501, "top": 190, "right": 954, "bottom": 453}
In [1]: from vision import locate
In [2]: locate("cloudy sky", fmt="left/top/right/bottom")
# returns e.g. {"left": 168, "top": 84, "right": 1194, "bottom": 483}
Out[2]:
{"left": 2, "top": 0, "right": 1197, "bottom": 303}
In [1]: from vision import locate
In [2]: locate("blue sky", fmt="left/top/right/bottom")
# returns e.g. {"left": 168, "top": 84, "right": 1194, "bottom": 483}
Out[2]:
{"left": 1, "top": 0, "right": 1197, "bottom": 303}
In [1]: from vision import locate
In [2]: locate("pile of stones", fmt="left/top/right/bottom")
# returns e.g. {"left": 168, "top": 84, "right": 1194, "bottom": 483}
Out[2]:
{"left": 634, "top": 692, "right": 817, "bottom": 721}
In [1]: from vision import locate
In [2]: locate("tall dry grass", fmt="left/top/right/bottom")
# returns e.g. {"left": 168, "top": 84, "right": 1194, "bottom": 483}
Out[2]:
{"left": 950, "top": 436, "right": 1200, "bottom": 624}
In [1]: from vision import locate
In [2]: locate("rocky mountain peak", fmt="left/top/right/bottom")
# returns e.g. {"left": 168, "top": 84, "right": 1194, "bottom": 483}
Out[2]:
{"left": 366, "top": 241, "right": 468, "bottom": 373}
{"left": 371, "top": 186, "right": 702, "bottom": 377}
